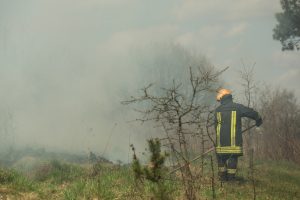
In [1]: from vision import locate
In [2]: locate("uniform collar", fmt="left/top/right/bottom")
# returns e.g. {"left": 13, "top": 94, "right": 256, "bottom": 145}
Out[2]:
{"left": 220, "top": 94, "right": 233, "bottom": 105}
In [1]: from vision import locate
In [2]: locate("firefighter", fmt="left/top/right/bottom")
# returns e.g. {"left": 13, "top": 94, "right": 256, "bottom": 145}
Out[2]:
{"left": 215, "top": 89, "right": 262, "bottom": 181}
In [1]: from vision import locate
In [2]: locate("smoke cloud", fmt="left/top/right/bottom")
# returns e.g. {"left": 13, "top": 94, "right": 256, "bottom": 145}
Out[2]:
{"left": 0, "top": 0, "right": 200, "bottom": 162}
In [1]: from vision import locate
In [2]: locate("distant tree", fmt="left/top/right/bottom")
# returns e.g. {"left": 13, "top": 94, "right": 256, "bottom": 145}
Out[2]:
{"left": 273, "top": 0, "right": 300, "bottom": 51}
{"left": 257, "top": 87, "right": 300, "bottom": 163}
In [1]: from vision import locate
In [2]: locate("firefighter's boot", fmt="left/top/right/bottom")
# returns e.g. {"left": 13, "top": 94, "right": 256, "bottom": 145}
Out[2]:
{"left": 227, "top": 168, "right": 236, "bottom": 181}
{"left": 218, "top": 166, "right": 227, "bottom": 181}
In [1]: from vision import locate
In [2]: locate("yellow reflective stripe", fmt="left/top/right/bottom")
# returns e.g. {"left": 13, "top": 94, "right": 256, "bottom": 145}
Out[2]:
{"left": 216, "top": 146, "right": 242, "bottom": 151}
{"left": 216, "top": 146, "right": 242, "bottom": 154}
{"left": 216, "top": 150, "right": 242, "bottom": 154}
{"left": 233, "top": 111, "right": 236, "bottom": 146}
{"left": 231, "top": 111, "right": 237, "bottom": 147}
{"left": 216, "top": 112, "right": 221, "bottom": 147}
{"left": 231, "top": 111, "right": 233, "bottom": 146}
{"left": 227, "top": 169, "right": 237, "bottom": 174}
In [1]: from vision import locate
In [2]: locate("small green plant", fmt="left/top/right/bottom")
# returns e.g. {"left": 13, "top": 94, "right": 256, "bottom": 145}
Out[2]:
{"left": 131, "top": 138, "right": 174, "bottom": 200}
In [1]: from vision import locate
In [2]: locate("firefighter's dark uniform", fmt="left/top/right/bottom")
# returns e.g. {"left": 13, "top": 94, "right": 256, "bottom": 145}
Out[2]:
{"left": 215, "top": 94, "right": 262, "bottom": 181}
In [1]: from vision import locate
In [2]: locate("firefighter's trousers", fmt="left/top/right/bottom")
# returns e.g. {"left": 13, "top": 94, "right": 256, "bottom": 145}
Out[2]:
{"left": 217, "top": 154, "right": 239, "bottom": 181}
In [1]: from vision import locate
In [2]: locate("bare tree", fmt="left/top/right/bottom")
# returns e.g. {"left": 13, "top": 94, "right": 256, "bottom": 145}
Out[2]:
{"left": 238, "top": 61, "right": 258, "bottom": 151}
{"left": 123, "top": 65, "right": 226, "bottom": 200}
{"left": 238, "top": 62, "right": 258, "bottom": 200}
{"left": 257, "top": 87, "right": 300, "bottom": 163}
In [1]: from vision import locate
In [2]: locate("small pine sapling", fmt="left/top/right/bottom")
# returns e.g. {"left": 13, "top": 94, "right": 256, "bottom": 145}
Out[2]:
{"left": 131, "top": 138, "right": 172, "bottom": 200}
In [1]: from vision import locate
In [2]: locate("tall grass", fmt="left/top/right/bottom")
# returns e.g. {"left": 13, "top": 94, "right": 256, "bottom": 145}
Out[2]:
{"left": 0, "top": 167, "right": 35, "bottom": 192}
{"left": 32, "top": 159, "right": 85, "bottom": 184}
{"left": 63, "top": 165, "right": 136, "bottom": 200}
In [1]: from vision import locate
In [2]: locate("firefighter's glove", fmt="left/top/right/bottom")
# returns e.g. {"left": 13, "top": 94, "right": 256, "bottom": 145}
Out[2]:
{"left": 256, "top": 117, "right": 262, "bottom": 127}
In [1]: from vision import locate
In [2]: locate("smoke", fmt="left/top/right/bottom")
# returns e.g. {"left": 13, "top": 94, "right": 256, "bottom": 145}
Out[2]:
{"left": 0, "top": 0, "right": 214, "bottom": 162}
{"left": 3, "top": 0, "right": 294, "bottom": 163}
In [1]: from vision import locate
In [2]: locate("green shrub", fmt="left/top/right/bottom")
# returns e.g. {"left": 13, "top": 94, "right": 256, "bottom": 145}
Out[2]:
{"left": 131, "top": 138, "right": 175, "bottom": 200}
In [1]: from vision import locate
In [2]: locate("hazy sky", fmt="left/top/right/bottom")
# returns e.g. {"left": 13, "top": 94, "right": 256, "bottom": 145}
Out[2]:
{"left": 0, "top": 0, "right": 299, "bottom": 161}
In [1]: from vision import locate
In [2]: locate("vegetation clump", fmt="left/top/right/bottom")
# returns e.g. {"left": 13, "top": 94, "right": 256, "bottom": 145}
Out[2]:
{"left": 131, "top": 138, "right": 176, "bottom": 200}
{"left": 32, "top": 159, "right": 85, "bottom": 184}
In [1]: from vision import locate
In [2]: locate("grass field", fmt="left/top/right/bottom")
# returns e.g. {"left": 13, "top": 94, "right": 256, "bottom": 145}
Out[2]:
{"left": 0, "top": 153, "right": 299, "bottom": 200}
